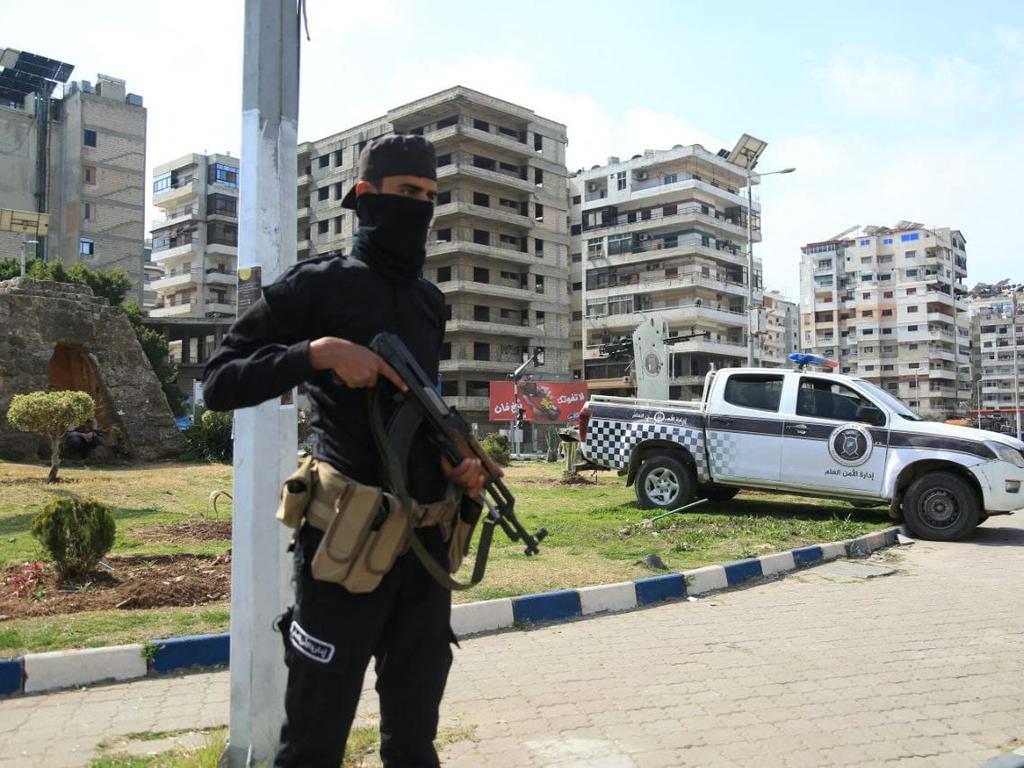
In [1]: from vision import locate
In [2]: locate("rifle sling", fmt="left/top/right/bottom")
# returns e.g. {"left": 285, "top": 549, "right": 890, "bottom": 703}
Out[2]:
{"left": 368, "top": 389, "right": 493, "bottom": 591}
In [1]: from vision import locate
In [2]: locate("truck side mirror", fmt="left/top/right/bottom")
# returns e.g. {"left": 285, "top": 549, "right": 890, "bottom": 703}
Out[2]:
{"left": 856, "top": 405, "right": 886, "bottom": 427}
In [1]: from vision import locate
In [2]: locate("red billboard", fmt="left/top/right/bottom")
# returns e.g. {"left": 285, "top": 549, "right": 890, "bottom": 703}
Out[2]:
{"left": 489, "top": 381, "right": 589, "bottom": 423}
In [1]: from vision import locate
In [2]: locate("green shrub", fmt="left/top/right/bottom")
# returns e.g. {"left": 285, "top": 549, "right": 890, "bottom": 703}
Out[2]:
{"left": 31, "top": 497, "right": 116, "bottom": 579}
{"left": 184, "top": 410, "right": 234, "bottom": 462}
{"left": 480, "top": 433, "right": 510, "bottom": 467}
{"left": 7, "top": 390, "right": 95, "bottom": 482}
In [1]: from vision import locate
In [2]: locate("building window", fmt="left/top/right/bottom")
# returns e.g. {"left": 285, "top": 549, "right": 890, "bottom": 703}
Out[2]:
{"left": 82, "top": 202, "right": 91, "bottom": 221}
{"left": 436, "top": 228, "right": 451, "bottom": 242}
{"left": 83, "top": 166, "right": 96, "bottom": 185}
{"left": 571, "top": 252, "right": 581, "bottom": 262}
{"left": 473, "top": 118, "right": 489, "bottom": 131}
{"left": 901, "top": 232, "right": 920, "bottom": 242}
{"left": 472, "top": 155, "right": 496, "bottom": 172}
{"left": 83, "top": 129, "right": 97, "bottom": 147}
{"left": 906, "top": 268, "right": 918, "bottom": 277}
{"left": 535, "top": 203, "right": 544, "bottom": 222}
{"left": 436, "top": 153, "right": 452, "bottom": 167}
{"left": 908, "top": 327, "right": 918, "bottom": 333}
{"left": 473, "top": 229, "right": 489, "bottom": 246}
{"left": 907, "top": 306, "right": 918, "bottom": 313}
{"left": 882, "top": 309, "right": 893, "bottom": 316}
{"left": 79, "top": 237, "right": 94, "bottom": 256}
{"left": 473, "top": 342, "right": 490, "bottom": 361}
{"left": 208, "top": 221, "right": 238, "bottom": 247}
{"left": 317, "top": 186, "right": 329, "bottom": 202}
{"left": 207, "top": 193, "right": 237, "bottom": 217}
{"left": 318, "top": 155, "right": 329, "bottom": 168}
{"left": 317, "top": 220, "right": 329, "bottom": 235}
{"left": 534, "top": 133, "right": 543, "bottom": 152}
{"left": 883, "top": 237, "right": 893, "bottom": 244}
{"left": 534, "top": 238, "right": 544, "bottom": 257}
{"left": 444, "top": 304, "right": 452, "bottom": 321}
{"left": 859, "top": 239, "right": 870, "bottom": 246}
{"left": 436, "top": 266, "right": 451, "bottom": 282}
{"left": 473, "top": 191, "right": 489, "bottom": 207}
{"left": 436, "top": 115, "right": 458, "bottom": 129}
{"left": 473, "top": 266, "right": 489, "bottom": 283}
{"left": 333, "top": 216, "right": 342, "bottom": 235}
{"left": 616, "top": 170, "right": 627, "bottom": 191}
{"left": 535, "top": 274, "right": 545, "bottom": 294}
{"left": 904, "top": 251, "right": 917, "bottom": 260}
{"left": 572, "top": 281, "right": 582, "bottom": 291}
{"left": 209, "top": 163, "right": 239, "bottom": 187}
{"left": 440, "top": 343, "right": 451, "bottom": 360}
{"left": 437, "top": 190, "right": 452, "bottom": 205}
{"left": 906, "top": 287, "right": 917, "bottom": 295}
{"left": 473, "top": 305, "right": 490, "bottom": 322}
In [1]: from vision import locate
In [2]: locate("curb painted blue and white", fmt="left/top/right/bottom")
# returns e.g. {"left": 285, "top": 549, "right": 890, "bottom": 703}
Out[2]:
{"left": 0, "top": 527, "right": 901, "bottom": 697}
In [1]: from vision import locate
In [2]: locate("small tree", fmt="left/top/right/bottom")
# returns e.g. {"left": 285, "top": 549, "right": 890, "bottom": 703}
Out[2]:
{"left": 7, "top": 390, "right": 95, "bottom": 482}
{"left": 31, "top": 497, "right": 116, "bottom": 579}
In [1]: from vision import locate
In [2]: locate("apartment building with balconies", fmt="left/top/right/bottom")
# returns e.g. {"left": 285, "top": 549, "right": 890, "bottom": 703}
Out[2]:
{"left": 799, "top": 222, "right": 970, "bottom": 418}
{"left": 149, "top": 152, "right": 239, "bottom": 320}
{"left": 295, "top": 86, "right": 570, "bottom": 428}
{"left": 0, "top": 50, "right": 146, "bottom": 296}
{"left": 762, "top": 290, "right": 799, "bottom": 366}
{"left": 970, "top": 284, "right": 1023, "bottom": 427}
{"left": 571, "top": 142, "right": 764, "bottom": 400}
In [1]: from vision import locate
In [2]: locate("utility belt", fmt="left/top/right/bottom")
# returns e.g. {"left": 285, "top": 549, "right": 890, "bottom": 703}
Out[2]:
{"left": 276, "top": 456, "right": 473, "bottom": 593}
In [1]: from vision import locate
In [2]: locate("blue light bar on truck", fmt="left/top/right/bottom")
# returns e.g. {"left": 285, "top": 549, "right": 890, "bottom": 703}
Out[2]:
{"left": 789, "top": 353, "right": 839, "bottom": 370}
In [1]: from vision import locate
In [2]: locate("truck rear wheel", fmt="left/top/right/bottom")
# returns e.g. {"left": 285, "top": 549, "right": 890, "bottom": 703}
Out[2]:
{"left": 636, "top": 455, "right": 696, "bottom": 510}
{"left": 902, "top": 472, "right": 981, "bottom": 541}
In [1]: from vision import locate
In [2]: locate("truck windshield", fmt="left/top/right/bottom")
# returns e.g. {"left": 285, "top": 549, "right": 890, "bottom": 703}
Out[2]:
{"left": 855, "top": 380, "right": 921, "bottom": 421}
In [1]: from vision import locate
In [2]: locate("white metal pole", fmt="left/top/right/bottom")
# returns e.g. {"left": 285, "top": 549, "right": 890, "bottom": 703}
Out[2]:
{"left": 976, "top": 377, "right": 982, "bottom": 429}
{"left": 1013, "top": 287, "right": 1021, "bottom": 441}
{"left": 229, "top": 2, "right": 299, "bottom": 765}
{"left": 746, "top": 173, "right": 754, "bottom": 367}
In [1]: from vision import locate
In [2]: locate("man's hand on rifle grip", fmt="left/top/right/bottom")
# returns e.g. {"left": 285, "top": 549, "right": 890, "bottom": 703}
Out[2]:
{"left": 441, "top": 455, "right": 493, "bottom": 499}
{"left": 309, "top": 337, "right": 408, "bottom": 392}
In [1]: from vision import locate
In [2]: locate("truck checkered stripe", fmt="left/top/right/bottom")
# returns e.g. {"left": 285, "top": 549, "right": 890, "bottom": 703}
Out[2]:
{"left": 705, "top": 430, "right": 741, "bottom": 477}
{"left": 586, "top": 418, "right": 709, "bottom": 483}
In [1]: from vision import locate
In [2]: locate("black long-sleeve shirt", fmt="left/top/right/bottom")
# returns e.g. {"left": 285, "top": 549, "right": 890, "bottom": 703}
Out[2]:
{"left": 202, "top": 240, "right": 449, "bottom": 503}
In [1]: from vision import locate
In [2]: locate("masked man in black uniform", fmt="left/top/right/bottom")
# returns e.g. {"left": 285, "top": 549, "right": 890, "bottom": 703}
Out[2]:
{"left": 202, "top": 135, "right": 485, "bottom": 767}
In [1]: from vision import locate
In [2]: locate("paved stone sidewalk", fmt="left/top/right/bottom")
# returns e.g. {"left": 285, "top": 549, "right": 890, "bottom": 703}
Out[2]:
{"left": 2, "top": 515, "right": 1023, "bottom": 767}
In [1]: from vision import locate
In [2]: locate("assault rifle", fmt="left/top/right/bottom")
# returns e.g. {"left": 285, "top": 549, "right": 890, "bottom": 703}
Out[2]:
{"left": 368, "top": 332, "right": 548, "bottom": 588}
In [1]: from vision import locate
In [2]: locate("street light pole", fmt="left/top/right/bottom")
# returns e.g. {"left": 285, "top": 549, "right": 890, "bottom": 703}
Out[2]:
{"left": 745, "top": 166, "right": 795, "bottom": 367}
{"left": 1012, "top": 285, "right": 1021, "bottom": 441}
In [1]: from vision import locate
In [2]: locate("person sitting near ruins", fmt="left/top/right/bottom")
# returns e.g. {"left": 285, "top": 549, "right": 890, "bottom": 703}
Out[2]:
{"left": 63, "top": 419, "right": 103, "bottom": 459}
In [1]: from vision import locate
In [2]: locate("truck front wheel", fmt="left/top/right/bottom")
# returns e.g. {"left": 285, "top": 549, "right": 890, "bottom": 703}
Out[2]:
{"left": 902, "top": 472, "right": 981, "bottom": 541}
{"left": 636, "top": 455, "right": 696, "bottom": 510}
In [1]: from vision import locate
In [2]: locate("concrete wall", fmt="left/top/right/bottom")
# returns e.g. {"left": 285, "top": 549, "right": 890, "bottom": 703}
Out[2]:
{"left": 0, "top": 102, "right": 40, "bottom": 259}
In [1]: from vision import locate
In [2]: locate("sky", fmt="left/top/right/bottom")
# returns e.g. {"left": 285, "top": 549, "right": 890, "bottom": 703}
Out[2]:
{"left": 5, "top": 0, "right": 1023, "bottom": 299}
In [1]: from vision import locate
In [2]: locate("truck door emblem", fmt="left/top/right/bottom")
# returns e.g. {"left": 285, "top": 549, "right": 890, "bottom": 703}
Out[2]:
{"left": 828, "top": 424, "right": 873, "bottom": 467}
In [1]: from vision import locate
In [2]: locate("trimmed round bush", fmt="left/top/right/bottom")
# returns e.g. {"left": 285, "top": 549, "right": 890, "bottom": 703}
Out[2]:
{"left": 480, "top": 433, "right": 511, "bottom": 467}
{"left": 31, "top": 497, "right": 116, "bottom": 579}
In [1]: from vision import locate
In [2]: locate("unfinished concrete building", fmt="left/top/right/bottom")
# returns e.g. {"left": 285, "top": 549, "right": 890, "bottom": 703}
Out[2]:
{"left": 296, "top": 86, "right": 571, "bottom": 429}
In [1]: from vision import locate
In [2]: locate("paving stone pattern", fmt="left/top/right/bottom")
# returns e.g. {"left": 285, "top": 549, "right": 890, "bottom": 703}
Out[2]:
{"left": 1, "top": 515, "right": 1022, "bottom": 767}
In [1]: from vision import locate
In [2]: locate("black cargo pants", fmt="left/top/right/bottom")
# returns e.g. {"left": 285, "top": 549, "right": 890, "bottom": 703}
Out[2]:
{"left": 274, "top": 522, "right": 454, "bottom": 767}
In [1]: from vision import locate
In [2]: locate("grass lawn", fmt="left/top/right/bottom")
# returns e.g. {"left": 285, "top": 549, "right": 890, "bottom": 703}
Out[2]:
{"left": 0, "top": 458, "right": 890, "bottom": 655}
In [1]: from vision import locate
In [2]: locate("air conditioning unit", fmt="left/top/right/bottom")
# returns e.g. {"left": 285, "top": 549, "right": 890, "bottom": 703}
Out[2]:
{"left": 636, "top": 171, "right": 648, "bottom": 181}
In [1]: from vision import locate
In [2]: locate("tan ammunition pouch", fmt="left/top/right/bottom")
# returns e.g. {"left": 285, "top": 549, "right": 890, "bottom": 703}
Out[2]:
{"left": 276, "top": 456, "right": 460, "bottom": 593}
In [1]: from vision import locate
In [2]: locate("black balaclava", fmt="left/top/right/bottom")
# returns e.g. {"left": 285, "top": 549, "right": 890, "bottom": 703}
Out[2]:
{"left": 342, "top": 134, "right": 438, "bottom": 282}
{"left": 356, "top": 193, "right": 433, "bottom": 282}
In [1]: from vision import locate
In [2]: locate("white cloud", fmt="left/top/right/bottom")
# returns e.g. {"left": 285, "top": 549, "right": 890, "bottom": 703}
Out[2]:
{"left": 819, "top": 50, "right": 995, "bottom": 113}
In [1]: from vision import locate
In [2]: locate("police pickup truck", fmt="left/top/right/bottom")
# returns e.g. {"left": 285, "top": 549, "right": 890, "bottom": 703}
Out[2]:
{"left": 573, "top": 354, "right": 1024, "bottom": 541}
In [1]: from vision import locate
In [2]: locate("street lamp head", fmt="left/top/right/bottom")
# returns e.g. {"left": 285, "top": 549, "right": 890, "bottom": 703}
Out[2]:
{"left": 777, "top": 167, "right": 796, "bottom": 174}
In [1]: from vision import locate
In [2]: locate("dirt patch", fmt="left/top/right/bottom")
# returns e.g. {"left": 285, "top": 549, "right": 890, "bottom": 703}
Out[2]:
{"left": 131, "top": 519, "right": 233, "bottom": 543}
{"left": 0, "top": 554, "right": 231, "bottom": 619}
